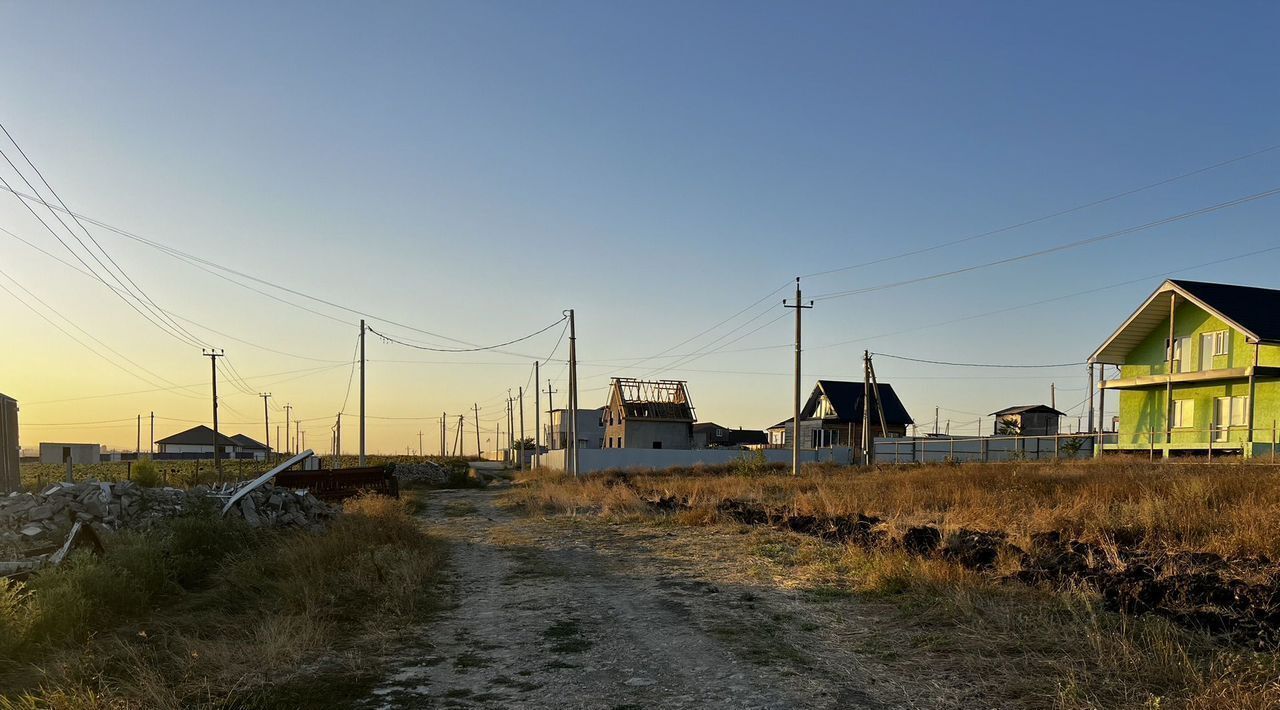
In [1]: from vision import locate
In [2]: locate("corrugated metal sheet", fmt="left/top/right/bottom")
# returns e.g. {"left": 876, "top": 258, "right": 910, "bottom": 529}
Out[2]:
{"left": 0, "top": 393, "right": 18, "bottom": 493}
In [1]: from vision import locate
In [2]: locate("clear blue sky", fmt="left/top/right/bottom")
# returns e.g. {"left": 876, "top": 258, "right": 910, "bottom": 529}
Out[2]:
{"left": 1, "top": 1, "right": 1278, "bottom": 450}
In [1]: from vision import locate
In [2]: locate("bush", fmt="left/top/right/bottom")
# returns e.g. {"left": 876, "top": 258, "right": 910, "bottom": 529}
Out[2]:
{"left": 131, "top": 458, "right": 161, "bottom": 488}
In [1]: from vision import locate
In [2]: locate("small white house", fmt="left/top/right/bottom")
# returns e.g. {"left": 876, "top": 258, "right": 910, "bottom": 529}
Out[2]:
{"left": 39, "top": 442, "right": 102, "bottom": 465}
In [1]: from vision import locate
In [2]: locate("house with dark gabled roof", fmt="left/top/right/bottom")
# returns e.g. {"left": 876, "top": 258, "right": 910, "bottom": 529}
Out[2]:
{"left": 692, "top": 422, "right": 768, "bottom": 449}
{"left": 989, "top": 405, "right": 1065, "bottom": 436}
{"left": 1089, "top": 279, "right": 1280, "bottom": 457}
{"left": 771, "top": 380, "right": 913, "bottom": 449}
{"left": 156, "top": 425, "right": 270, "bottom": 459}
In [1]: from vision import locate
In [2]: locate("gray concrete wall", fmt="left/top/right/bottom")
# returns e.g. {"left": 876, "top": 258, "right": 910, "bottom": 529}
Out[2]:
{"left": 38, "top": 443, "right": 102, "bottom": 465}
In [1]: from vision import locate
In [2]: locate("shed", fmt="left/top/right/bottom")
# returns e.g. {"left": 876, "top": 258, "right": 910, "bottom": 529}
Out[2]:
{"left": 989, "top": 405, "right": 1065, "bottom": 437}
{"left": 38, "top": 442, "right": 102, "bottom": 465}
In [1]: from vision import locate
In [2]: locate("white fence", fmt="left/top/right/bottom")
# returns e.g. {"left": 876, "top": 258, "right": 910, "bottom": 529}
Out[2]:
{"left": 873, "top": 434, "right": 1100, "bottom": 464}
{"left": 540, "top": 446, "right": 855, "bottom": 474}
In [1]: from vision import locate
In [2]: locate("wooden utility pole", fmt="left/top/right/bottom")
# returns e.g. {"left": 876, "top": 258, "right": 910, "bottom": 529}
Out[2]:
{"left": 784, "top": 278, "right": 812, "bottom": 476}
{"left": 567, "top": 309, "right": 579, "bottom": 477}
{"left": 359, "top": 319, "right": 367, "bottom": 465}
{"left": 867, "top": 352, "right": 889, "bottom": 438}
{"left": 202, "top": 348, "right": 225, "bottom": 479}
{"left": 534, "top": 362, "right": 541, "bottom": 469}
{"left": 473, "top": 404, "right": 481, "bottom": 458}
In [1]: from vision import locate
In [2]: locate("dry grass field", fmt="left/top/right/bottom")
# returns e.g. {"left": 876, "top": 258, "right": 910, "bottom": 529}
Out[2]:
{"left": 504, "top": 460, "right": 1280, "bottom": 709}
{"left": 0, "top": 493, "right": 443, "bottom": 709}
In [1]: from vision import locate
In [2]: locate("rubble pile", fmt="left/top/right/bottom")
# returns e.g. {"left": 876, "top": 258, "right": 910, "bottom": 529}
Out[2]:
{"left": 1, "top": 480, "right": 334, "bottom": 557}
{"left": 390, "top": 461, "right": 455, "bottom": 486}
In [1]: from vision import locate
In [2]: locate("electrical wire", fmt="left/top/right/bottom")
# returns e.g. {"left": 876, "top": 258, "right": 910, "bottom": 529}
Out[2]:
{"left": 801, "top": 141, "right": 1280, "bottom": 280}
{"left": 871, "top": 352, "right": 1084, "bottom": 368}
{"left": 366, "top": 316, "right": 566, "bottom": 353}
{"left": 812, "top": 185, "right": 1280, "bottom": 302}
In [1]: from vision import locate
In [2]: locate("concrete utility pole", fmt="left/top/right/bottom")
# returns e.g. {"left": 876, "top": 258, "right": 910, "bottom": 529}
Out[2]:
{"left": 296, "top": 421, "right": 302, "bottom": 456}
{"left": 473, "top": 403, "right": 481, "bottom": 458}
{"left": 862, "top": 351, "right": 872, "bottom": 464}
{"left": 418, "top": 430, "right": 423, "bottom": 458}
{"left": 149, "top": 412, "right": 154, "bottom": 456}
{"left": 440, "top": 413, "right": 446, "bottom": 457}
{"left": 283, "top": 404, "right": 293, "bottom": 456}
{"left": 1050, "top": 383, "right": 1056, "bottom": 411}
{"left": 260, "top": 393, "right": 271, "bottom": 458}
{"left": 934, "top": 407, "right": 939, "bottom": 435}
{"left": 518, "top": 386, "right": 526, "bottom": 471}
{"left": 534, "top": 362, "right": 541, "bottom": 469}
{"left": 359, "top": 319, "right": 367, "bottom": 465}
{"left": 335, "top": 413, "right": 341, "bottom": 459}
{"left": 545, "top": 379, "right": 557, "bottom": 448}
{"left": 202, "top": 348, "right": 225, "bottom": 478}
{"left": 784, "top": 278, "right": 812, "bottom": 476}
{"left": 566, "top": 309, "right": 579, "bottom": 477}
{"left": 136, "top": 414, "right": 140, "bottom": 456}
{"left": 507, "top": 391, "right": 514, "bottom": 462}
{"left": 1087, "top": 363, "right": 1095, "bottom": 433}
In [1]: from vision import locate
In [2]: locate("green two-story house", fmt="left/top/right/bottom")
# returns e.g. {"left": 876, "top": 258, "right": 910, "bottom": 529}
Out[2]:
{"left": 1089, "top": 279, "right": 1280, "bottom": 457}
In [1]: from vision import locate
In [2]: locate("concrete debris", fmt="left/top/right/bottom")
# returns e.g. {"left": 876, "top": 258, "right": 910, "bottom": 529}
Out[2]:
{"left": 390, "top": 461, "right": 454, "bottom": 485}
{"left": 0, "top": 480, "right": 334, "bottom": 560}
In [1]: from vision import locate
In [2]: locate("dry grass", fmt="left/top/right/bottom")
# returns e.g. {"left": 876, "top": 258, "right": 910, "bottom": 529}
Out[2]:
{"left": 0, "top": 493, "right": 444, "bottom": 709}
{"left": 505, "top": 460, "right": 1280, "bottom": 708}
{"left": 511, "top": 459, "right": 1280, "bottom": 558}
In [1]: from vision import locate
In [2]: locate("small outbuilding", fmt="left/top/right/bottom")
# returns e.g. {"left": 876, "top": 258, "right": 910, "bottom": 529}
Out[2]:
{"left": 989, "top": 405, "right": 1065, "bottom": 436}
{"left": 38, "top": 442, "right": 102, "bottom": 465}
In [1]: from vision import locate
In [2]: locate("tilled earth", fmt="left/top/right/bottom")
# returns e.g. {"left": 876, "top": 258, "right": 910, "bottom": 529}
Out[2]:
{"left": 357, "top": 489, "right": 978, "bottom": 709}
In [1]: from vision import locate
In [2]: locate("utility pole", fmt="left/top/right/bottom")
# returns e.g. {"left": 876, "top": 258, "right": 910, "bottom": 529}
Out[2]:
{"left": 518, "top": 386, "right": 526, "bottom": 471}
{"left": 418, "top": 430, "right": 423, "bottom": 458}
{"left": 865, "top": 353, "right": 875, "bottom": 463}
{"left": 149, "top": 411, "right": 154, "bottom": 456}
{"left": 566, "top": 309, "right": 579, "bottom": 477}
{"left": 534, "top": 362, "right": 541, "bottom": 469}
{"left": 202, "top": 348, "right": 225, "bottom": 479}
{"left": 283, "top": 404, "right": 293, "bottom": 456}
{"left": 440, "top": 413, "right": 446, "bottom": 457}
{"left": 136, "top": 414, "right": 140, "bottom": 456}
{"left": 1050, "top": 383, "right": 1056, "bottom": 411}
{"left": 784, "top": 278, "right": 812, "bottom": 476}
{"left": 296, "top": 420, "right": 302, "bottom": 455}
{"left": 934, "top": 407, "right": 939, "bottom": 435}
{"left": 507, "top": 392, "right": 514, "bottom": 465}
{"left": 335, "top": 413, "right": 341, "bottom": 459}
{"left": 300, "top": 430, "right": 305, "bottom": 452}
{"left": 359, "top": 319, "right": 366, "bottom": 465}
{"left": 473, "top": 403, "right": 481, "bottom": 458}
{"left": 545, "top": 380, "right": 557, "bottom": 448}
{"left": 259, "top": 393, "right": 271, "bottom": 458}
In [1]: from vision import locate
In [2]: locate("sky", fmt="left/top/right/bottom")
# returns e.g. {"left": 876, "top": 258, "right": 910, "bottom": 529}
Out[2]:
{"left": 1, "top": 1, "right": 1278, "bottom": 453}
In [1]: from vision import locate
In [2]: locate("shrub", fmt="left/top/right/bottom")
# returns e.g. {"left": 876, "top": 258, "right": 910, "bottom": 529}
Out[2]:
{"left": 130, "top": 458, "right": 161, "bottom": 488}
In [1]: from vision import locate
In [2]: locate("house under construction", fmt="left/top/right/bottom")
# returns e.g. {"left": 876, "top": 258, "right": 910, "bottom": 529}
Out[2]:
{"left": 603, "top": 378, "right": 696, "bottom": 449}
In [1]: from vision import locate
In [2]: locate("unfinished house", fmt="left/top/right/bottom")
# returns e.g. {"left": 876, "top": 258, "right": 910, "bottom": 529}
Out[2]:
{"left": 603, "top": 378, "right": 696, "bottom": 449}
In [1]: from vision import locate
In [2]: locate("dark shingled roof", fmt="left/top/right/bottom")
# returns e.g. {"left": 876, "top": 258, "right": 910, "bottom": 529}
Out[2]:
{"left": 801, "top": 380, "right": 914, "bottom": 425}
{"left": 155, "top": 425, "right": 240, "bottom": 447}
{"left": 990, "top": 404, "right": 1066, "bottom": 417}
{"left": 1169, "top": 280, "right": 1280, "bottom": 343}
{"left": 230, "top": 434, "right": 269, "bottom": 450}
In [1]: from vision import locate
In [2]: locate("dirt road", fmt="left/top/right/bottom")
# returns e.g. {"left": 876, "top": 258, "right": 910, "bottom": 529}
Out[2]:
{"left": 359, "top": 488, "right": 968, "bottom": 709}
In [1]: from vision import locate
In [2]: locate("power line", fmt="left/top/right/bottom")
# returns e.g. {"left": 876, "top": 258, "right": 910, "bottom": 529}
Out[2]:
{"left": 366, "top": 316, "right": 567, "bottom": 353}
{"left": 801, "top": 141, "right": 1280, "bottom": 280}
{"left": 871, "top": 352, "right": 1083, "bottom": 368}
{"left": 0, "top": 122, "right": 209, "bottom": 348}
{"left": 812, "top": 185, "right": 1280, "bottom": 302}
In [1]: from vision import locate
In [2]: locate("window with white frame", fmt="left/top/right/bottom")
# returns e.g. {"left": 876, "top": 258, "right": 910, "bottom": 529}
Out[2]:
{"left": 1171, "top": 399, "right": 1195, "bottom": 428}
{"left": 1231, "top": 395, "right": 1249, "bottom": 426}
{"left": 1212, "top": 330, "right": 1230, "bottom": 356}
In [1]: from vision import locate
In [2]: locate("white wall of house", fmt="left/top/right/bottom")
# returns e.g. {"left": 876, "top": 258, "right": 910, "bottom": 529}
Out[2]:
{"left": 540, "top": 446, "right": 854, "bottom": 474}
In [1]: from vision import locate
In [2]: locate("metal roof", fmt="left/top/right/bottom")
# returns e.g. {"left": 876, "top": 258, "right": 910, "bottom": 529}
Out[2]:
{"left": 1090, "top": 280, "right": 1280, "bottom": 365}
{"left": 801, "top": 380, "right": 914, "bottom": 425}
{"left": 989, "top": 404, "right": 1065, "bottom": 417}
{"left": 155, "top": 425, "right": 241, "bottom": 447}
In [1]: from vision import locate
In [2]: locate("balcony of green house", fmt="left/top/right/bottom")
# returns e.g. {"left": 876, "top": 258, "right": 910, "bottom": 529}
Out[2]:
{"left": 1088, "top": 279, "right": 1280, "bottom": 459}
